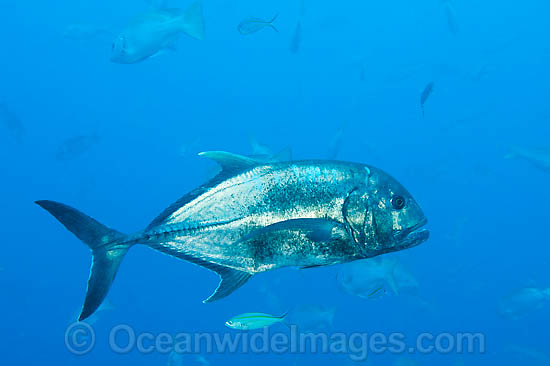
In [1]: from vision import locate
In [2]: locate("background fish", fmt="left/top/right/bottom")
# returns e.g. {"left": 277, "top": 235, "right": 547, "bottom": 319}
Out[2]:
{"left": 505, "top": 146, "right": 550, "bottom": 172}
{"left": 498, "top": 287, "right": 550, "bottom": 319}
{"left": 420, "top": 82, "right": 435, "bottom": 117}
{"left": 443, "top": 0, "right": 459, "bottom": 35}
{"left": 225, "top": 311, "right": 288, "bottom": 330}
{"left": 55, "top": 133, "right": 100, "bottom": 161}
{"left": 238, "top": 14, "right": 279, "bottom": 35}
{"left": 290, "top": 21, "right": 302, "bottom": 54}
{"left": 0, "top": 103, "right": 24, "bottom": 144}
{"left": 286, "top": 304, "right": 336, "bottom": 332}
{"left": 111, "top": 0, "right": 205, "bottom": 63}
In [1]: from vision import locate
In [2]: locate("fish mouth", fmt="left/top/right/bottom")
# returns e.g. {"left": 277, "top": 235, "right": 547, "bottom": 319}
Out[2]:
{"left": 394, "top": 218, "right": 429, "bottom": 249}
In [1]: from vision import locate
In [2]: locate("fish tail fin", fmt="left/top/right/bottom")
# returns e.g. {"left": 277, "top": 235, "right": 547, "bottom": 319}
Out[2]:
{"left": 35, "top": 200, "right": 130, "bottom": 321}
{"left": 269, "top": 13, "right": 279, "bottom": 32}
{"left": 181, "top": 0, "right": 205, "bottom": 40}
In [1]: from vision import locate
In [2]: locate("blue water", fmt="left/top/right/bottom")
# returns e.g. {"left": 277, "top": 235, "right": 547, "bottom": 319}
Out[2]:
{"left": 2, "top": 0, "right": 549, "bottom": 365}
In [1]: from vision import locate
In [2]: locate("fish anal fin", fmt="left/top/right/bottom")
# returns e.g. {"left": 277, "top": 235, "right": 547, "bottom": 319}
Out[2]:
{"left": 203, "top": 267, "right": 252, "bottom": 303}
{"left": 150, "top": 243, "right": 252, "bottom": 303}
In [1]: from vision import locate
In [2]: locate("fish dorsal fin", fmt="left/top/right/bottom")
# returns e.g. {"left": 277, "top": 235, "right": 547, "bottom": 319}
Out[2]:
{"left": 199, "top": 151, "right": 260, "bottom": 172}
{"left": 146, "top": 151, "right": 260, "bottom": 229}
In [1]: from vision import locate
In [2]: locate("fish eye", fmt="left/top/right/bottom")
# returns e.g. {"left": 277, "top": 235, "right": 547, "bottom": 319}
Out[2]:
{"left": 391, "top": 195, "right": 406, "bottom": 210}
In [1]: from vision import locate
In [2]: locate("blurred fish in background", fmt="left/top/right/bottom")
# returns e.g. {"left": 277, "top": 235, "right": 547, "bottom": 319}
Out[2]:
{"left": 420, "top": 82, "right": 435, "bottom": 118}
{"left": 337, "top": 257, "right": 419, "bottom": 299}
{"left": 56, "top": 133, "right": 100, "bottom": 161}
{"left": 502, "top": 344, "right": 550, "bottom": 364}
{"left": 110, "top": 0, "right": 205, "bottom": 63}
{"left": 248, "top": 134, "right": 293, "bottom": 162}
{"left": 442, "top": 0, "right": 459, "bottom": 35}
{"left": 505, "top": 146, "right": 550, "bottom": 173}
{"left": 290, "top": 21, "right": 302, "bottom": 54}
{"left": 286, "top": 304, "right": 336, "bottom": 332}
{"left": 0, "top": 103, "right": 25, "bottom": 144}
{"left": 238, "top": 14, "right": 279, "bottom": 35}
{"left": 498, "top": 287, "right": 550, "bottom": 319}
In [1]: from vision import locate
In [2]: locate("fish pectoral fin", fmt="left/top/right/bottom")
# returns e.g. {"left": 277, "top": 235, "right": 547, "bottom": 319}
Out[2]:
{"left": 242, "top": 218, "right": 343, "bottom": 243}
{"left": 198, "top": 151, "right": 260, "bottom": 173}
{"left": 203, "top": 266, "right": 252, "bottom": 303}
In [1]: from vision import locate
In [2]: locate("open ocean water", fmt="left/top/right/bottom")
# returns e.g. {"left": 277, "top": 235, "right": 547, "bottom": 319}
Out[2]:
{"left": 1, "top": 0, "right": 549, "bottom": 365}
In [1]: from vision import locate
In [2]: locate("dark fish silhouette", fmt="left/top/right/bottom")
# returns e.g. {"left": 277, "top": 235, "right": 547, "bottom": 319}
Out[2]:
{"left": 420, "top": 82, "right": 434, "bottom": 117}
{"left": 290, "top": 21, "right": 302, "bottom": 54}
{"left": 443, "top": 0, "right": 459, "bottom": 35}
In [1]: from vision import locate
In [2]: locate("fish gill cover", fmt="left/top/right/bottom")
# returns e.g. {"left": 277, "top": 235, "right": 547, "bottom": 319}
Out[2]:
{"left": 0, "top": 0, "right": 549, "bottom": 365}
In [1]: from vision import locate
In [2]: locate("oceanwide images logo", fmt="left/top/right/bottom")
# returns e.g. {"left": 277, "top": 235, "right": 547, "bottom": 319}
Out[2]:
{"left": 65, "top": 322, "right": 485, "bottom": 361}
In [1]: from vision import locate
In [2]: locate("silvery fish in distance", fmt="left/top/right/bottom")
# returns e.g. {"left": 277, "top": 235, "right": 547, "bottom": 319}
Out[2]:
{"left": 56, "top": 134, "right": 100, "bottom": 161}
{"left": 36, "top": 151, "right": 429, "bottom": 320}
{"left": 505, "top": 146, "right": 550, "bottom": 173}
{"left": 110, "top": 0, "right": 205, "bottom": 64}
{"left": 238, "top": 14, "right": 279, "bottom": 35}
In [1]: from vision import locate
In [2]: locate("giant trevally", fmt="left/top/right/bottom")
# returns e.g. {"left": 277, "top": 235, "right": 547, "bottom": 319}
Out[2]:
{"left": 110, "top": 0, "right": 205, "bottom": 64}
{"left": 36, "top": 151, "right": 429, "bottom": 320}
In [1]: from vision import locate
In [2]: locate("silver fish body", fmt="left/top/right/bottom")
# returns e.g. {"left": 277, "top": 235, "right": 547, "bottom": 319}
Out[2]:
{"left": 36, "top": 151, "right": 429, "bottom": 320}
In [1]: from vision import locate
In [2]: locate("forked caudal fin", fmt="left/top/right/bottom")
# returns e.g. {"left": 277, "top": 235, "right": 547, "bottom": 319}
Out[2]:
{"left": 35, "top": 200, "right": 130, "bottom": 321}
{"left": 180, "top": 0, "right": 205, "bottom": 40}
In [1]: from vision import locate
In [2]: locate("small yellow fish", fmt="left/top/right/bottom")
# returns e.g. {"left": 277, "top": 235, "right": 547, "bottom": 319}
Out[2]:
{"left": 225, "top": 312, "right": 287, "bottom": 330}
